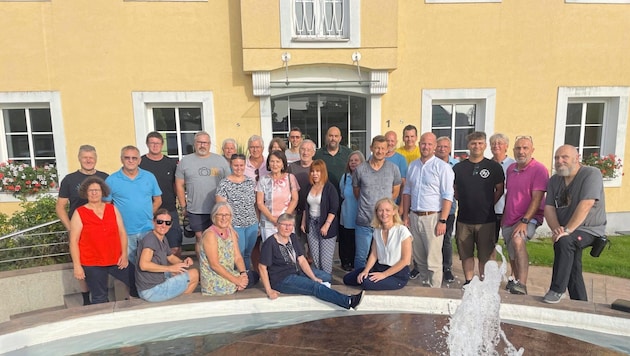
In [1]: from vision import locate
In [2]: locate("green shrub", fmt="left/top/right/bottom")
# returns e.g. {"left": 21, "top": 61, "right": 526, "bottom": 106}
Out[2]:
{"left": 0, "top": 195, "right": 69, "bottom": 271}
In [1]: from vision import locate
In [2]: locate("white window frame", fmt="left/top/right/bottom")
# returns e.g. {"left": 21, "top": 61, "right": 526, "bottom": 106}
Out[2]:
{"left": 422, "top": 88, "right": 496, "bottom": 157}
{"left": 0, "top": 91, "right": 67, "bottom": 202}
{"left": 132, "top": 91, "right": 216, "bottom": 160}
{"left": 280, "top": 0, "right": 361, "bottom": 48}
{"left": 555, "top": 86, "right": 629, "bottom": 187}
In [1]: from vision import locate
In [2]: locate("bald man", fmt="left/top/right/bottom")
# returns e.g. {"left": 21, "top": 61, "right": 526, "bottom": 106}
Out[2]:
{"left": 542, "top": 145, "right": 606, "bottom": 303}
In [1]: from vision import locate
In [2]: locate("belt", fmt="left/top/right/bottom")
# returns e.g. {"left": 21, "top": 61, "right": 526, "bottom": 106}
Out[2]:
{"left": 412, "top": 211, "right": 439, "bottom": 216}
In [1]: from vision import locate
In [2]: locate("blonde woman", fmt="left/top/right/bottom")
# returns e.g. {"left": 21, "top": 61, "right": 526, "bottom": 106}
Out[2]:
{"left": 343, "top": 198, "right": 412, "bottom": 290}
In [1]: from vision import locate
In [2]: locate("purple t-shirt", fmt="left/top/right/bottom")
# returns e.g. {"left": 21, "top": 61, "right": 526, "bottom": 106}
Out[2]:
{"left": 502, "top": 158, "right": 549, "bottom": 227}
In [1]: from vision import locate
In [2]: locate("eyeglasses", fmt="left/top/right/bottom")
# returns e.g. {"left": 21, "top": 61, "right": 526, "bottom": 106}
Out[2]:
{"left": 289, "top": 135, "right": 302, "bottom": 139}
{"left": 255, "top": 169, "right": 260, "bottom": 182}
{"left": 231, "top": 153, "right": 246, "bottom": 160}
{"left": 195, "top": 141, "right": 210, "bottom": 146}
{"left": 215, "top": 213, "right": 232, "bottom": 218}
{"left": 123, "top": 156, "right": 139, "bottom": 161}
{"left": 278, "top": 223, "right": 294, "bottom": 229}
{"left": 472, "top": 164, "right": 480, "bottom": 176}
{"left": 156, "top": 219, "right": 172, "bottom": 226}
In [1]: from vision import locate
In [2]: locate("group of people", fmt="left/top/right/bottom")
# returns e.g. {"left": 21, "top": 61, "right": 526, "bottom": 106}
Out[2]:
{"left": 59, "top": 123, "right": 606, "bottom": 308}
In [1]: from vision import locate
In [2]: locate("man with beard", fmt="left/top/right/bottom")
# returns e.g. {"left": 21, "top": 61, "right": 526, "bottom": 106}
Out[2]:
{"left": 543, "top": 145, "right": 606, "bottom": 303}
{"left": 175, "top": 131, "right": 230, "bottom": 254}
{"left": 314, "top": 126, "right": 352, "bottom": 197}
{"left": 501, "top": 136, "right": 548, "bottom": 295}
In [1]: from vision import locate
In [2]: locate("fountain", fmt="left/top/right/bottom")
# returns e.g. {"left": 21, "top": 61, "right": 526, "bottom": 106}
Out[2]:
{"left": 446, "top": 245, "right": 523, "bottom": 355}
{"left": 1, "top": 244, "right": 628, "bottom": 354}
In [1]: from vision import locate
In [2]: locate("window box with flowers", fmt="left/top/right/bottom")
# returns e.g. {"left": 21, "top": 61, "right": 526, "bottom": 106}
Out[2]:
{"left": 0, "top": 161, "right": 58, "bottom": 200}
{"left": 582, "top": 153, "right": 623, "bottom": 184}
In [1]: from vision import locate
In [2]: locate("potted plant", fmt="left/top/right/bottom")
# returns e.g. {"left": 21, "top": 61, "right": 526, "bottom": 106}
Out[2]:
{"left": 0, "top": 161, "right": 58, "bottom": 198}
{"left": 581, "top": 153, "right": 623, "bottom": 179}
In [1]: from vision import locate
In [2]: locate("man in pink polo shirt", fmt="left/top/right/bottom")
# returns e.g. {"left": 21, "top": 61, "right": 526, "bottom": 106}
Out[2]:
{"left": 501, "top": 135, "right": 549, "bottom": 295}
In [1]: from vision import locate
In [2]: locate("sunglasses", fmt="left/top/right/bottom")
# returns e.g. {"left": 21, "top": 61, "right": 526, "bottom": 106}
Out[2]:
{"left": 231, "top": 153, "right": 247, "bottom": 160}
{"left": 156, "top": 219, "right": 172, "bottom": 226}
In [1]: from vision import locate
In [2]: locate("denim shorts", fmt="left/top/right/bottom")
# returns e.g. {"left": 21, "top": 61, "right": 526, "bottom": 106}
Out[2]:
{"left": 138, "top": 271, "right": 190, "bottom": 303}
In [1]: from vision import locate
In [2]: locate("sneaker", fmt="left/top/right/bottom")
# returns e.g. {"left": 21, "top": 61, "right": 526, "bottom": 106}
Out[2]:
{"left": 505, "top": 276, "right": 516, "bottom": 291}
{"left": 543, "top": 290, "right": 564, "bottom": 304}
{"left": 349, "top": 290, "right": 365, "bottom": 310}
{"left": 409, "top": 269, "right": 420, "bottom": 280}
{"left": 509, "top": 281, "right": 528, "bottom": 295}
{"left": 444, "top": 270, "right": 455, "bottom": 283}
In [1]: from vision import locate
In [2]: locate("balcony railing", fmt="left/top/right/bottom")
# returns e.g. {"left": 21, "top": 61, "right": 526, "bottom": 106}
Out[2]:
{"left": 0, "top": 219, "right": 70, "bottom": 271}
{"left": 293, "top": 0, "right": 347, "bottom": 40}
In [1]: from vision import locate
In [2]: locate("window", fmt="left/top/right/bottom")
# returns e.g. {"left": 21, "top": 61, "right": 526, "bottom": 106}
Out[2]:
{"left": 132, "top": 92, "right": 216, "bottom": 160}
{"left": 422, "top": 88, "right": 496, "bottom": 156}
{"left": 0, "top": 91, "right": 66, "bottom": 174}
{"left": 555, "top": 86, "right": 629, "bottom": 186}
{"left": 431, "top": 103, "right": 476, "bottom": 157}
{"left": 271, "top": 94, "right": 367, "bottom": 155}
{"left": 280, "top": 0, "right": 361, "bottom": 48}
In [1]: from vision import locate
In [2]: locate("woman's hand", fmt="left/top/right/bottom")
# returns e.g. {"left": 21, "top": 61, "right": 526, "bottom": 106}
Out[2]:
{"left": 266, "top": 289, "right": 280, "bottom": 300}
{"left": 301, "top": 223, "right": 306, "bottom": 233}
{"left": 235, "top": 273, "right": 249, "bottom": 290}
{"left": 168, "top": 262, "right": 189, "bottom": 274}
{"left": 319, "top": 223, "right": 329, "bottom": 236}
{"left": 182, "top": 257, "right": 193, "bottom": 267}
{"left": 357, "top": 270, "right": 370, "bottom": 284}
{"left": 74, "top": 265, "right": 85, "bottom": 280}
{"left": 367, "top": 272, "right": 386, "bottom": 283}
{"left": 117, "top": 255, "right": 129, "bottom": 269}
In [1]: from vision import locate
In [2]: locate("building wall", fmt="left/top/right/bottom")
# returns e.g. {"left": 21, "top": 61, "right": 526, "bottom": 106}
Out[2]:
{"left": 1, "top": 0, "right": 629, "bottom": 222}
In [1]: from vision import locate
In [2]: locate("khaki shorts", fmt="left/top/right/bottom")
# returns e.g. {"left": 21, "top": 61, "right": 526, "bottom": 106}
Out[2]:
{"left": 455, "top": 221, "right": 496, "bottom": 262}
{"left": 502, "top": 221, "right": 538, "bottom": 260}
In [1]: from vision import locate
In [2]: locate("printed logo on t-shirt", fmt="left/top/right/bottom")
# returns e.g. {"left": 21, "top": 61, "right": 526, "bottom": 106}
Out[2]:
{"left": 198, "top": 167, "right": 223, "bottom": 177}
{"left": 479, "top": 168, "right": 490, "bottom": 179}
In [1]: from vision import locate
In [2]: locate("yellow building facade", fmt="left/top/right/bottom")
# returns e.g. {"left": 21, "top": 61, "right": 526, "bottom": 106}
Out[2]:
{"left": 1, "top": 0, "right": 629, "bottom": 232}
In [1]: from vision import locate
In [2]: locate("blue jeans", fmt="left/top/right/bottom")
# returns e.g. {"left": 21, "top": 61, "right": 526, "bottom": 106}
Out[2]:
{"left": 354, "top": 225, "right": 374, "bottom": 269}
{"left": 139, "top": 271, "right": 190, "bottom": 303}
{"left": 276, "top": 268, "right": 351, "bottom": 309}
{"left": 234, "top": 223, "right": 258, "bottom": 270}
{"left": 343, "top": 263, "right": 410, "bottom": 290}
{"left": 128, "top": 230, "right": 152, "bottom": 266}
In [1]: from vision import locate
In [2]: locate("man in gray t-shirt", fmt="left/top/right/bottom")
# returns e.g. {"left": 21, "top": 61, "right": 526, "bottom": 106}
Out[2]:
{"left": 175, "top": 131, "right": 230, "bottom": 248}
{"left": 543, "top": 145, "right": 606, "bottom": 304}
{"left": 351, "top": 135, "right": 402, "bottom": 268}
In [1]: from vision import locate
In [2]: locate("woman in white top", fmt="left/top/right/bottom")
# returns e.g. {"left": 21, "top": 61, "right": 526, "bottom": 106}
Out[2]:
{"left": 343, "top": 197, "right": 412, "bottom": 290}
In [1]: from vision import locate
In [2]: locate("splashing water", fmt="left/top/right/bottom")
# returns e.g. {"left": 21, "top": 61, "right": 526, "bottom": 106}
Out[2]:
{"left": 446, "top": 245, "right": 524, "bottom": 356}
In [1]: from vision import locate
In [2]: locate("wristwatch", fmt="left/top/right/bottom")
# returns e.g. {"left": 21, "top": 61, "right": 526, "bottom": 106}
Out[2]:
{"left": 439, "top": 219, "right": 447, "bottom": 224}
{"left": 520, "top": 217, "right": 530, "bottom": 224}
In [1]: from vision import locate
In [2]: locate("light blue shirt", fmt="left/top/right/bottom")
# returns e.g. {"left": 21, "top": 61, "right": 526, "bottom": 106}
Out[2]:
{"left": 403, "top": 155, "right": 454, "bottom": 212}
{"left": 105, "top": 168, "right": 161, "bottom": 235}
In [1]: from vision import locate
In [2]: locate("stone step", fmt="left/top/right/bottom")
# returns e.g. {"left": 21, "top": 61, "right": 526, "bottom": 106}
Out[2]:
{"left": 10, "top": 305, "right": 66, "bottom": 320}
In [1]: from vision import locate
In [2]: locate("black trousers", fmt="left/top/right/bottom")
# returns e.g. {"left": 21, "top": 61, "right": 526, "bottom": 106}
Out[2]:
{"left": 550, "top": 230, "right": 596, "bottom": 301}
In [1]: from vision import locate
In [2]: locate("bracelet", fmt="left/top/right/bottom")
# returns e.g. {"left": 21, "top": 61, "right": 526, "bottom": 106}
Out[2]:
{"left": 240, "top": 270, "right": 248, "bottom": 275}
{"left": 326, "top": 220, "right": 333, "bottom": 224}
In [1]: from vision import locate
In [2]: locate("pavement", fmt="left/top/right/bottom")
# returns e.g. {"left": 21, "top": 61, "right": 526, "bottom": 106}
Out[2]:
{"left": 1, "top": 248, "right": 629, "bottom": 354}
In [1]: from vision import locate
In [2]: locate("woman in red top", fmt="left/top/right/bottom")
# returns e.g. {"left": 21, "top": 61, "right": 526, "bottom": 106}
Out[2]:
{"left": 69, "top": 176, "right": 137, "bottom": 304}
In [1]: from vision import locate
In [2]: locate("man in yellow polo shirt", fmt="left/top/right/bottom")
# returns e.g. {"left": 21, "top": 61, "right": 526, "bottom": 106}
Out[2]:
{"left": 396, "top": 125, "right": 421, "bottom": 165}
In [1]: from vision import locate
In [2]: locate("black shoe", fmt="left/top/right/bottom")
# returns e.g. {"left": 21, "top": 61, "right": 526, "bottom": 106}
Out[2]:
{"left": 509, "top": 281, "right": 528, "bottom": 295}
{"left": 505, "top": 276, "right": 516, "bottom": 291}
{"left": 444, "top": 270, "right": 455, "bottom": 283}
{"left": 350, "top": 290, "right": 365, "bottom": 310}
{"left": 342, "top": 263, "right": 354, "bottom": 271}
{"left": 409, "top": 269, "right": 420, "bottom": 279}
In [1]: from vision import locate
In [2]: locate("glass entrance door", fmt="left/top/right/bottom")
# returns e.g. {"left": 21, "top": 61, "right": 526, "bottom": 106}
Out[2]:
{"left": 271, "top": 93, "right": 367, "bottom": 155}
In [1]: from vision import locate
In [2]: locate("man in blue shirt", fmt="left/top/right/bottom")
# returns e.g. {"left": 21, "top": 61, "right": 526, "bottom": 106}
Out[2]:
{"left": 105, "top": 145, "right": 162, "bottom": 266}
